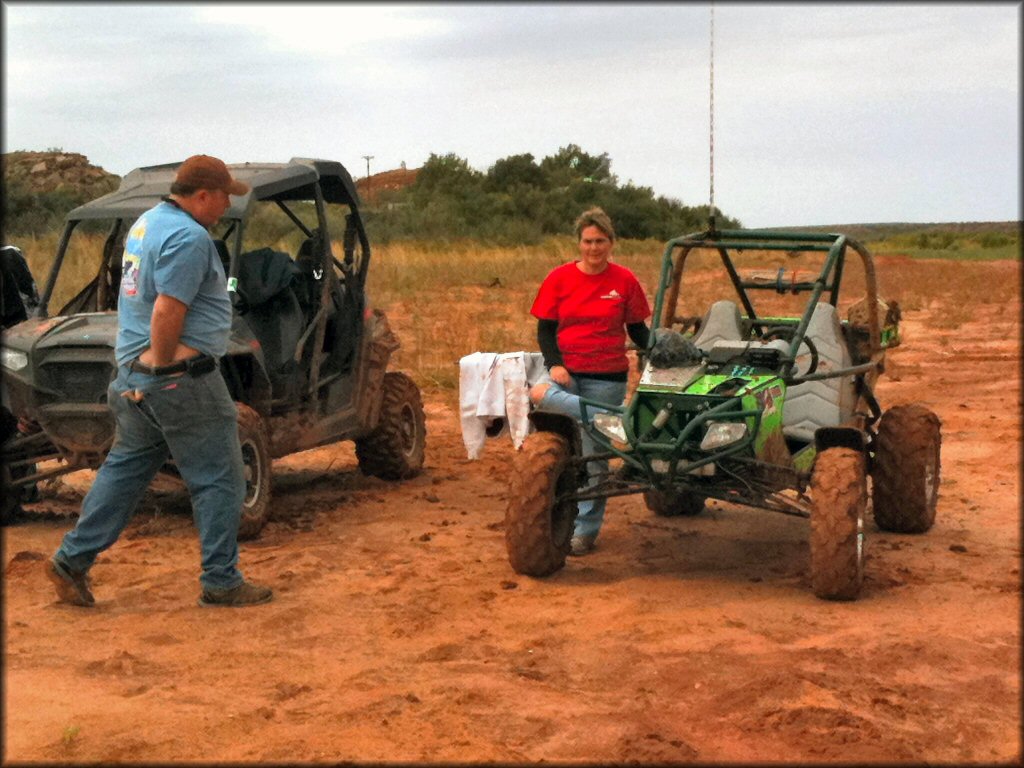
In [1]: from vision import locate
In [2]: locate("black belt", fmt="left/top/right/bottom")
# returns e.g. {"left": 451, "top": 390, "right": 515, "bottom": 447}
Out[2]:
{"left": 128, "top": 354, "right": 217, "bottom": 377}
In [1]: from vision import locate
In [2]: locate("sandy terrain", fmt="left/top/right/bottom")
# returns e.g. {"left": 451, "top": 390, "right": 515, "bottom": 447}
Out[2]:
{"left": 2, "top": 259, "right": 1020, "bottom": 765}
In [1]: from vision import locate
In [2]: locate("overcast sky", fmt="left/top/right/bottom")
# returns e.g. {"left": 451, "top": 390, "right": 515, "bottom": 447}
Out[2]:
{"left": 3, "top": 2, "right": 1020, "bottom": 227}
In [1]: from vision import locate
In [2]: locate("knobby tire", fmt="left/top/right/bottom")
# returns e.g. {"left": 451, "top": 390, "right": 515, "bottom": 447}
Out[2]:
{"left": 505, "top": 431, "right": 578, "bottom": 577}
{"left": 810, "top": 447, "right": 866, "bottom": 601}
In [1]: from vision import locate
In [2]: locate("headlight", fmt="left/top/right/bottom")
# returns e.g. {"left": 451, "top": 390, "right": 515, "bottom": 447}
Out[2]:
{"left": 593, "top": 412, "right": 628, "bottom": 447}
{"left": 1, "top": 349, "right": 28, "bottom": 371}
{"left": 700, "top": 420, "right": 747, "bottom": 451}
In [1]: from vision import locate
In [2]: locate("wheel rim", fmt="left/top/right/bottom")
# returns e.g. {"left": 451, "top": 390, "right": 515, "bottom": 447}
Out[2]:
{"left": 923, "top": 449, "right": 937, "bottom": 505}
{"left": 398, "top": 403, "right": 417, "bottom": 457}
{"left": 240, "top": 438, "right": 262, "bottom": 509}
{"left": 856, "top": 513, "right": 865, "bottom": 575}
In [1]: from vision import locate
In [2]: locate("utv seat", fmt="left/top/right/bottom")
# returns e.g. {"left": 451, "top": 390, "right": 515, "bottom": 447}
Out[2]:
{"left": 294, "top": 234, "right": 361, "bottom": 376}
{"left": 235, "top": 248, "right": 305, "bottom": 398}
{"left": 692, "top": 300, "right": 745, "bottom": 353}
{"left": 294, "top": 236, "right": 326, "bottom": 326}
{"left": 781, "top": 302, "right": 857, "bottom": 442}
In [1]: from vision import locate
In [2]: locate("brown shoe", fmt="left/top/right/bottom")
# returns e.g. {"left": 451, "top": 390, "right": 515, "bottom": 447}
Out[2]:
{"left": 198, "top": 580, "right": 273, "bottom": 608}
{"left": 47, "top": 558, "right": 95, "bottom": 606}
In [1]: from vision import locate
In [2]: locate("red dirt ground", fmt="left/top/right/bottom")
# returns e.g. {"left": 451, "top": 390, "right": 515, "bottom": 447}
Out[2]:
{"left": 2, "top": 260, "right": 1020, "bottom": 764}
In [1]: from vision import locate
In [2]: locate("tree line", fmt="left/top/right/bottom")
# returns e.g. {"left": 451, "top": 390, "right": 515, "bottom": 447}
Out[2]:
{"left": 362, "top": 144, "right": 739, "bottom": 244}
{"left": 2, "top": 144, "right": 740, "bottom": 243}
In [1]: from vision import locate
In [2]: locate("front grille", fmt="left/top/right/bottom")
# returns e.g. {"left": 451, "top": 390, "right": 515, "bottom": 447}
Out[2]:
{"left": 39, "top": 360, "right": 114, "bottom": 403}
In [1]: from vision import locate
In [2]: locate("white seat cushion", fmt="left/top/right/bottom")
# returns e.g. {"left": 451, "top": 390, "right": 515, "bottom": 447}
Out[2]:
{"left": 782, "top": 303, "right": 857, "bottom": 442}
{"left": 693, "top": 300, "right": 744, "bottom": 353}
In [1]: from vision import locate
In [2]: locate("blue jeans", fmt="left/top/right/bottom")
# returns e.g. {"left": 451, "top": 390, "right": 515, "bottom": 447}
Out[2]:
{"left": 54, "top": 365, "right": 245, "bottom": 590}
{"left": 535, "top": 375, "right": 627, "bottom": 540}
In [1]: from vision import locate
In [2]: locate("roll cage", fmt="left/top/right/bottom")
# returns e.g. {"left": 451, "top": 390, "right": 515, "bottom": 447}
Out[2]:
{"left": 36, "top": 158, "right": 370, "bottom": 318}
{"left": 653, "top": 228, "right": 885, "bottom": 377}
{"left": 562, "top": 228, "right": 895, "bottom": 500}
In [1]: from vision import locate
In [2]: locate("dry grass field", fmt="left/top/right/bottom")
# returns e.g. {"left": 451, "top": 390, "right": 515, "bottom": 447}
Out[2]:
{"left": 20, "top": 231, "right": 1018, "bottom": 395}
{"left": 3, "top": 236, "right": 1021, "bottom": 763}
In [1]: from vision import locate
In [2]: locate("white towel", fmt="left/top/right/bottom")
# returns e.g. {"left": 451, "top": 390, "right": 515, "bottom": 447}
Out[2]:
{"left": 459, "top": 351, "right": 548, "bottom": 458}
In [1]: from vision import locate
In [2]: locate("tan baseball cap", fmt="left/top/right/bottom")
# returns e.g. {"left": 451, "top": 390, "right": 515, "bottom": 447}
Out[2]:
{"left": 175, "top": 155, "right": 250, "bottom": 196}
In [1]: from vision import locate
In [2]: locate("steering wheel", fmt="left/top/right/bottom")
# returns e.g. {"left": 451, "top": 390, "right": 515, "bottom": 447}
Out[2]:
{"left": 762, "top": 325, "right": 819, "bottom": 378}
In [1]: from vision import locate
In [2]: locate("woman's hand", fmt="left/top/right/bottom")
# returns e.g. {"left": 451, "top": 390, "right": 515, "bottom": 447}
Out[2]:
{"left": 530, "top": 365, "right": 571, "bottom": 406}
{"left": 549, "top": 365, "right": 571, "bottom": 386}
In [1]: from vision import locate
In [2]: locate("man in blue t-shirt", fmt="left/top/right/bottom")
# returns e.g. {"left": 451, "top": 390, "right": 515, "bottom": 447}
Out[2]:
{"left": 48, "top": 155, "right": 273, "bottom": 608}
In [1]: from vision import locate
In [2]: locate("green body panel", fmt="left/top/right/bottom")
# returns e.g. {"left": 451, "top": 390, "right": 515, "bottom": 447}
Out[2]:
{"left": 631, "top": 390, "right": 733, "bottom": 448}
{"left": 792, "top": 442, "right": 817, "bottom": 473}
{"left": 740, "top": 379, "right": 786, "bottom": 458}
{"left": 632, "top": 372, "right": 786, "bottom": 459}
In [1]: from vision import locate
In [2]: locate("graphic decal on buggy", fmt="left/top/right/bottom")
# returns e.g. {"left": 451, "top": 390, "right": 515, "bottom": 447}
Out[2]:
{"left": 757, "top": 383, "right": 784, "bottom": 417}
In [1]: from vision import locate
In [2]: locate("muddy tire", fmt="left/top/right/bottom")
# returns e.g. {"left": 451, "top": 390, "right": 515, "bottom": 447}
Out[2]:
{"left": 356, "top": 372, "right": 426, "bottom": 480}
{"left": 643, "top": 489, "right": 705, "bottom": 517}
{"left": 236, "top": 403, "right": 272, "bottom": 540}
{"left": 505, "top": 431, "right": 578, "bottom": 577}
{"left": 810, "top": 447, "right": 866, "bottom": 601}
{"left": 1, "top": 489, "right": 21, "bottom": 526}
{"left": 1, "top": 450, "right": 19, "bottom": 525}
{"left": 872, "top": 404, "right": 941, "bottom": 533}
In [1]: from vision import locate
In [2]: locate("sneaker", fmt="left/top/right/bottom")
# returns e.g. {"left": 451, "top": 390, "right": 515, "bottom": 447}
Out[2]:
{"left": 569, "top": 534, "right": 597, "bottom": 557}
{"left": 47, "top": 557, "right": 95, "bottom": 607}
{"left": 198, "top": 580, "right": 273, "bottom": 608}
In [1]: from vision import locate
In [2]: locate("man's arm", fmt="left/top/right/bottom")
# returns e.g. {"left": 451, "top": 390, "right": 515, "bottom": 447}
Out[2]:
{"left": 142, "top": 294, "right": 189, "bottom": 366}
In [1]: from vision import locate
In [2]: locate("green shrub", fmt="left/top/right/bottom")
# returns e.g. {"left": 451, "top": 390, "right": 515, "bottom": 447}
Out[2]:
{"left": 980, "top": 232, "right": 1014, "bottom": 248}
{"left": 363, "top": 144, "right": 739, "bottom": 244}
{"left": 2, "top": 180, "right": 93, "bottom": 236}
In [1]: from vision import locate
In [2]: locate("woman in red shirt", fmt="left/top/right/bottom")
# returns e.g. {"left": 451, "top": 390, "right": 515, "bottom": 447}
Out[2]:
{"left": 529, "top": 207, "right": 651, "bottom": 555}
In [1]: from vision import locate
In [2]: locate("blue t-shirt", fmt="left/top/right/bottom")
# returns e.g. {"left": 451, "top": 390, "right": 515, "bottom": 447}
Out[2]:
{"left": 115, "top": 201, "right": 232, "bottom": 365}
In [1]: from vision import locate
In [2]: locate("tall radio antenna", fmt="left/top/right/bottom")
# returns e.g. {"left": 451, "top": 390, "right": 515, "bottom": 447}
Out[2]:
{"left": 708, "top": 1, "right": 717, "bottom": 235}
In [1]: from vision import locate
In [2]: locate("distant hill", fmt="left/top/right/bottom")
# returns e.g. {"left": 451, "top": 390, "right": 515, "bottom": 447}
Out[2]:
{"left": 1, "top": 151, "right": 420, "bottom": 204}
{"left": 2, "top": 151, "right": 122, "bottom": 235}
{"left": 777, "top": 221, "right": 1020, "bottom": 241}
{"left": 354, "top": 166, "right": 419, "bottom": 205}
{"left": 2, "top": 150, "right": 120, "bottom": 196}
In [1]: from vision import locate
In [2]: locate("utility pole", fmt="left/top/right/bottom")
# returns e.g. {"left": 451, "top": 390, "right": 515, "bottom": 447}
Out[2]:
{"left": 362, "top": 155, "right": 374, "bottom": 203}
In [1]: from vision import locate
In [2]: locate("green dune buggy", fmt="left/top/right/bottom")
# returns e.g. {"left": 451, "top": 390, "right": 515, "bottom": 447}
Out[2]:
{"left": 505, "top": 228, "right": 940, "bottom": 600}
